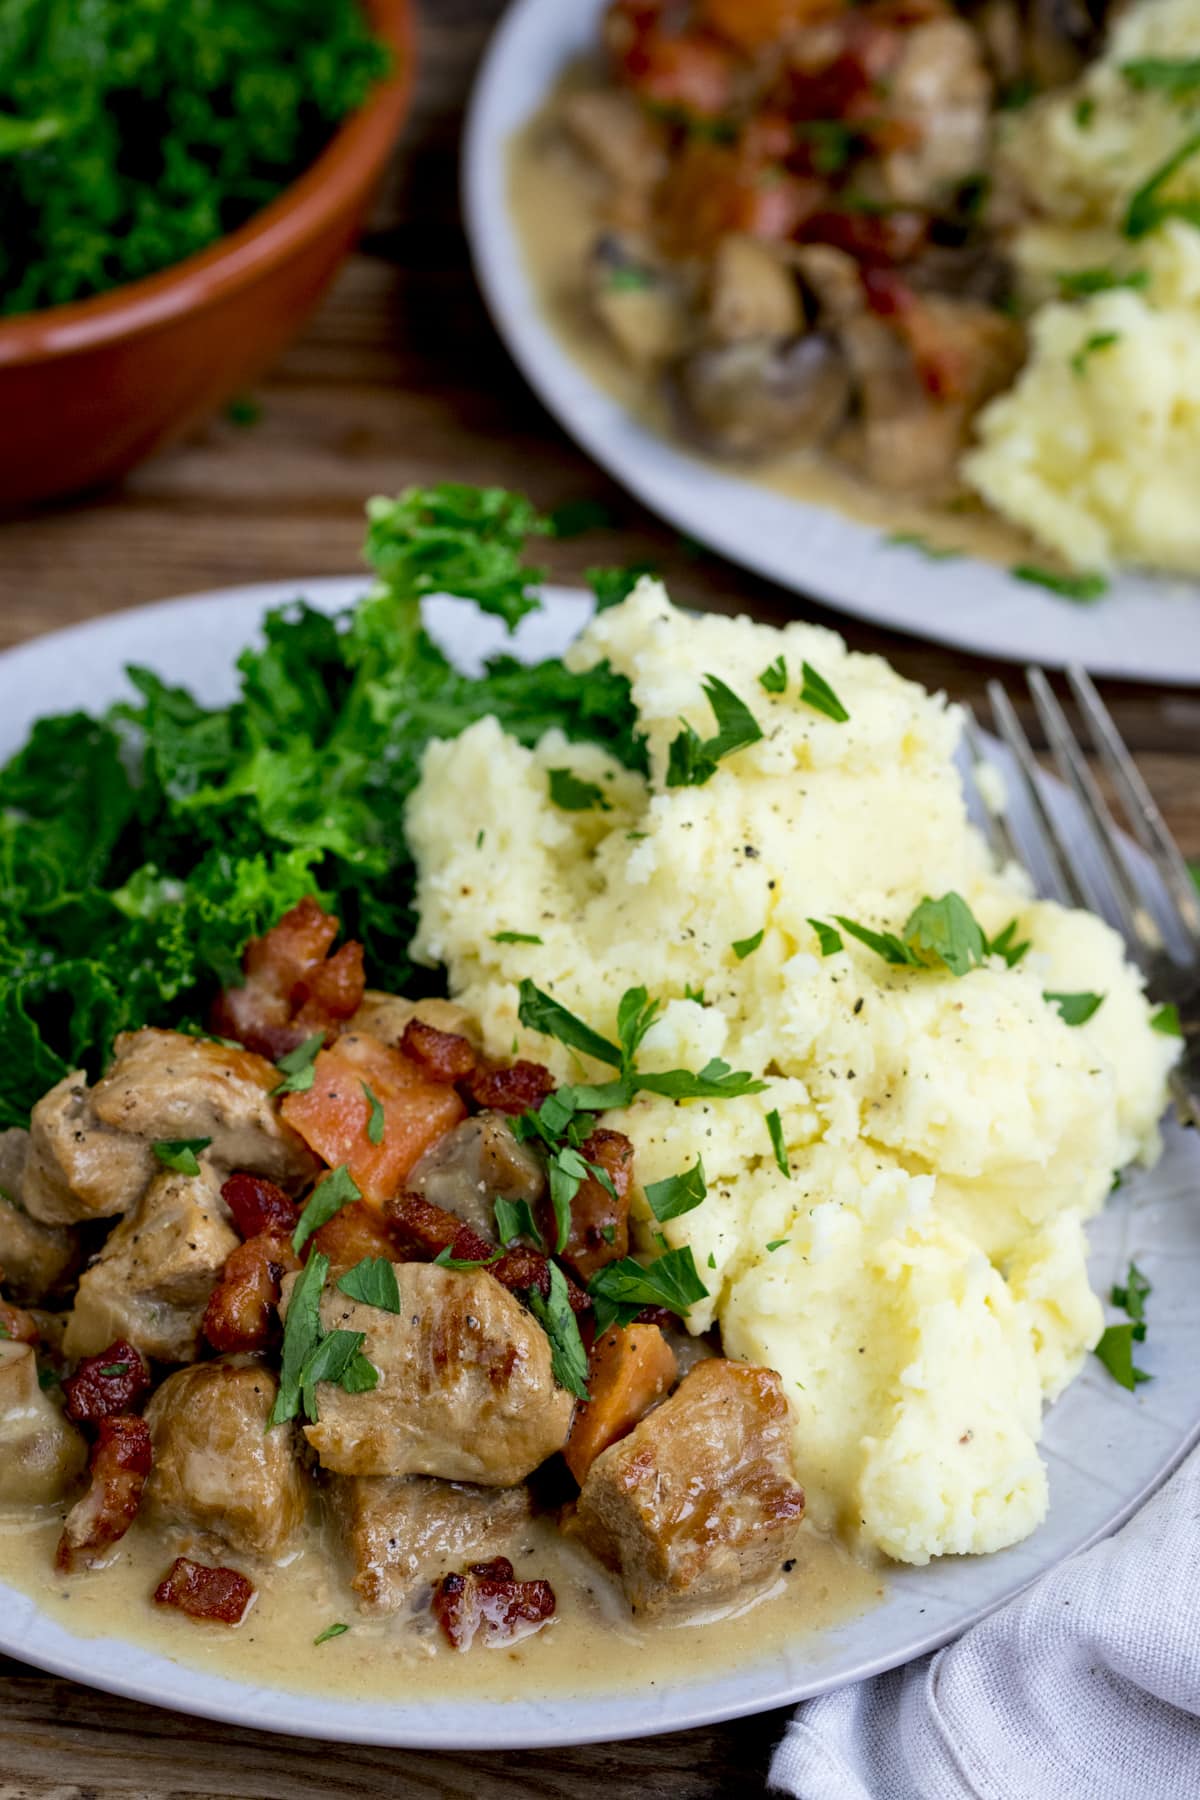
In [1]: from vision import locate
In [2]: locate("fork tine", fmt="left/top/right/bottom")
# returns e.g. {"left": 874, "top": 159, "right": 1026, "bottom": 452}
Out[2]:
{"left": 1025, "top": 667, "right": 1156, "bottom": 966}
{"left": 985, "top": 679, "right": 1088, "bottom": 909}
{"left": 962, "top": 709, "right": 1026, "bottom": 874}
{"left": 1066, "top": 664, "right": 1200, "bottom": 957}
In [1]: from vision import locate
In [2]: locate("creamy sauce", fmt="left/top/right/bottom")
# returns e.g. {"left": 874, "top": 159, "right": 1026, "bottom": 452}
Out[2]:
{"left": 508, "top": 78, "right": 1038, "bottom": 567}
{"left": 0, "top": 1499, "right": 882, "bottom": 1700}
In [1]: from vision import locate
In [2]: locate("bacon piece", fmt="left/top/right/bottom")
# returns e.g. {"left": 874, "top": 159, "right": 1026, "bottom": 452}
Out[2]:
{"left": 464, "top": 1060, "right": 555, "bottom": 1117}
{"left": 400, "top": 1018, "right": 477, "bottom": 1084}
{"left": 311, "top": 1199, "right": 400, "bottom": 1273}
{"left": 554, "top": 1128, "right": 634, "bottom": 1283}
{"left": 621, "top": 28, "right": 737, "bottom": 118}
{"left": 0, "top": 1296, "right": 39, "bottom": 1345}
{"left": 220, "top": 1172, "right": 299, "bottom": 1240}
{"left": 62, "top": 1340, "right": 151, "bottom": 1424}
{"left": 212, "top": 897, "right": 365, "bottom": 1060}
{"left": 798, "top": 207, "right": 929, "bottom": 267}
{"left": 385, "top": 1192, "right": 589, "bottom": 1316}
{"left": 202, "top": 1232, "right": 300, "bottom": 1354}
{"left": 153, "top": 1556, "right": 256, "bottom": 1625}
{"left": 56, "top": 1414, "right": 152, "bottom": 1573}
{"left": 431, "top": 1556, "right": 555, "bottom": 1651}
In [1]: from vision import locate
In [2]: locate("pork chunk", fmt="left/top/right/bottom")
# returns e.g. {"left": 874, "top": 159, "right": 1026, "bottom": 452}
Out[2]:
{"left": 299, "top": 1262, "right": 574, "bottom": 1486}
{"left": 64, "top": 1164, "right": 239, "bottom": 1363}
{"left": 330, "top": 1474, "right": 532, "bottom": 1614}
{"left": 0, "top": 1340, "right": 88, "bottom": 1505}
{"left": 573, "top": 1360, "right": 805, "bottom": 1618}
{"left": 407, "top": 1112, "right": 547, "bottom": 1242}
{"left": 0, "top": 1130, "right": 77, "bottom": 1300}
{"left": 90, "top": 1029, "right": 316, "bottom": 1193}
{"left": 145, "top": 1358, "right": 305, "bottom": 1560}
{"left": 22, "top": 1074, "right": 157, "bottom": 1227}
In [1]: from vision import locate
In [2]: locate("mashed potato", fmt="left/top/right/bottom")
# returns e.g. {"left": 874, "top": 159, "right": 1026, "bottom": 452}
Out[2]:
{"left": 406, "top": 585, "right": 1176, "bottom": 1563}
{"left": 964, "top": 0, "right": 1200, "bottom": 572}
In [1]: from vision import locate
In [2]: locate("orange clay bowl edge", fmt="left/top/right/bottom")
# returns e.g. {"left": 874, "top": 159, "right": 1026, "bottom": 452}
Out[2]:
{"left": 0, "top": 0, "right": 415, "bottom": 506}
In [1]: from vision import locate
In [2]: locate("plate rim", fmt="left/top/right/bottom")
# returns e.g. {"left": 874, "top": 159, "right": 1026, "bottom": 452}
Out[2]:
{"left": 461, "top": 0, "right": 1200, "bottom": 686}
{"left": 0, "top": 575, "right": 1196, "bottom": 1750}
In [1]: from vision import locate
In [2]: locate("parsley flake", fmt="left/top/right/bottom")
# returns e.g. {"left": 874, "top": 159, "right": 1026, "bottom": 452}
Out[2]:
{"left": 799, "top": 662, "right": 849, "bottom": 723}
{"left": 273, "top": 1032, "right": 326, "bottom": 1095}
{"left": 494, "top": 1195, "right": 545, "bottom": 1250}
{"left": 1124, "top": 130, "right": 1200, "bottom": 238}
{"left": 1045, "top": 990, "right": 1104, "bottom": 1027}
{"left": 1112, "top": 1260, "right": 1152, "bottom": 1340}
{"left": 432, "top": 1246, "right": 503, "bottom": 1272}
{"left": 884, "top": 532, "right": 960, "bottom": 561}
{"left": 314, "top": 1623, "right": 350, "bottom": 1646}
{"left": 644, "top": 1156, "right": 707, "bottom": 1223}
{"left": 1056, "top": 267, "right": 1148, "bottom": 299}
{"left": 1070, "top": 331, "right": 1120, "bottom": 377}
{"left": 732, "top": 928, "right": 765, "bottom": 960}
{"left": 270, "top": 1252, "right": 329, "bottom": 1427}
{"left": 765, "top": 1238, "right": 790, "bottom": 1253}
{"left": 766, "top": 1110, "right": 790, "bottom": 1178}
{"left": 588, "top": 1246, "right": 709, "bottom": 1335}
{"left": 1011, "top": 565, "right": 1109, "bottom": 602}
{"left": 527, "top": 1262, "right": 590, "bottom": 1400}
{"left": 548, "top": 768, "right": 611, "bottom": 812}
{"left": 666, "top": 676, "right": 763, "bottom": 789}
{"left": 361, "top": 1082, "right": 385, "bottom": 1146}
{"left": 336, "top": 1256, "right": 401, "bottom": 1313}
{"left": 1094, "top": 1322, "right": 1151, "bottom": 1391}
{"left": 1150, "top": 1003, "right": 1182, "bottom": 1036}
{"left": 152, "top": 1137, "right": 211, "bottom": 1177}
{"left": 493, "top": 931, "right": 543, "bottom": 945}
{"left": 808, "top": 918, "right": 844, "bottom": 957}
{"left": 1121, "top": 57, "right": 1200, "bottom": 100}
{"left": 759, "top": 656, "right": 788, "bottom": 695}
{"left": 292, "top": 1165, "right": 361, "bottom": 1256}
{"left": 99, "top": 1362, "right": 130, "bottom": 1378}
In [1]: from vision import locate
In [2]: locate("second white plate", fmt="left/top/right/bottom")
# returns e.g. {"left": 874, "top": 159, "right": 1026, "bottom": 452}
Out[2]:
{"left": 463, "top": 0, "right": 1200, "bottom": 685}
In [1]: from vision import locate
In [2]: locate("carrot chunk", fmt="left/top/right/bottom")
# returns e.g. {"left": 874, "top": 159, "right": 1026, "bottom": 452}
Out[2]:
{"left": 563, "top": 1323, "right": 678, "bottom": 1485}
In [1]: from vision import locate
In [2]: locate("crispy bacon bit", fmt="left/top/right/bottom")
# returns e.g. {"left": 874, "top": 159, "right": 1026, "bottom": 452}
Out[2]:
{"left": 202, "top": 1232, "right": 300, "bottom": 1354}
{"left": 400, "top": 1018, "right": 477, "bottom": 1084}
{"left": 311, "top": 1199, "right": 400, "bottom": 1273}
{"left": 555, "top": 1128, "right": 634, "bottom": 1283}
{"left": 212, "top": 897, "right": 365, "bottom": 1060}
{"left": 62, "top": 1340, "right": 151, "bottom": 1424}
{"left": 431, "top": 1556, "right": 555, "bottom": 1651}
{"left": 221, "top": 1172, "right": 299, "bottom": 1241}
{"left": 153, "top": 1556, "right": 256, "bottom": 1626}
{"left": 385, "top": 1192, "right": 590, "bottom": 1316}
{"left": 56, "top": 1414, "right": 152, "bottom": 1573}
{"left": 0, "top": 1296, "right": 39, "bottom": 1345}
{"left": 464, "top": 1060, "right": 555, "bottom": 1117}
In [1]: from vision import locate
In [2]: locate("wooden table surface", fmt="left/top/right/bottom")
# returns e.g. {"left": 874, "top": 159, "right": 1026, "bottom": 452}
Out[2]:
{"left": 1, "top": 2, "right": 1197, "bottom": 1795}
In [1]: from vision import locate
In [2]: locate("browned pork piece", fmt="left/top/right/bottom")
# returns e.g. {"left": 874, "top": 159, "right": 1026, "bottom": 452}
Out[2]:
{"left": 407, "top": 1112, "right": 547, "bottom": 1243}
{"left": 0, "top": 1339, "right": 87, "bottom": 1505}
{"left": 90, "top": 1030, "right": 316, "bottom": 1191}
{"left": 0, "top": 1130, "right": 77, "bottom": 1300}
{"left": 63, "top": 1164, "right": 240, "bottom": 1363}
{"left": 296, "top": 1262, "right": 575, "bottom": 1486}
{"left": 21, "top": 1074, "right": 159, "bottom": 1228}
{"left": 572, "top": 1359, "right": 805, "bottom": 1618}
{"left": 144, "top": 1359, "right": 305, "bottom": 1560}
{"left": 330, "top": 1474, "right": 533, "bottom": 1615}
{"left": 875, "top": 18, "right": 992, "bottom": 207}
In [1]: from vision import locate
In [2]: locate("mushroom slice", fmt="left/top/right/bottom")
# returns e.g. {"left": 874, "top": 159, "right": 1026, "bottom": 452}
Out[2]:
{"left": 672, "top": 333, "right": 851, "bottom": 459}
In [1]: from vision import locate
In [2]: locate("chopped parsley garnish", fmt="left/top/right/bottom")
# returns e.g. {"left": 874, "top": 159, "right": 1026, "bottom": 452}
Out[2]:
{"left": 1112, "top": 1260, "right": 1152, "bottom": 1340}
{"left": 1150, "top": 1003, "right": 1182, "bottom": 1036}
{"left": 273, "top": 1032, "right": 326, "bottom": 1095}
{"left": 37, "top": 1364, "right": 60, "bottom": 1390}
{"left": 765, "top": 1238, "right": 790, "bottom": 1253}
{"left": 548, "top": 768, "right": 611, "bottom": 812}
{"left": 684, "top": 983, "right": 707, "bottom": 1005}
{"left": 493, "top": 931, "right": 543, "bottom": 945}
{"left": 644, "top": 1156, "right": 707, "bottom": 1223}
{"left": 517, "top": 980, "right": 621, "bottom": 1069}
{"left": 638, "top": 1059, "right": 768, "bottom": 1100}
{"left": 1094, "top": 1323, "right": 1151, "bottom": 1391}
{"left": 1045, "top": 990, "right": 1105, "bottom": 1027}
{"left": 299, "top": 1328, "right": 377, "bottom": 1421}
{"left": 666, "top": 676, "right": 763, "bottom": 789}
{"left": 271, "top": 1252, "right": 329, "bottom": 1426}
{"left": 432, "top": 1246, "right": 503, "bottom": 1272}
{"left": 732, "top": 928, "right": 765, "bottom": 960}
{"left": 494, "top": 1195, "right": 545, "bottom": 1250}
{"left": 1124, "top": 130, "right": 1200, "bottom": 238}
{"left": 987, "top": 918, "right": 1031, "bottom": 967}
{"left": 1074, "top": 96, "right": 1096, "bottom": 128}
{"left": 361, "top": 1082, "right": 385, "bottom": 1146}
{"left": 292, "top": 1165, "right": 361, "bottom": 1256}
{"left": 759, "top": 656, "right": 788, "bottom": 695}
{"left": 606, "top": 266, "right": 655, "bottom": 293}
{"left": 336, "top": 1256, "right": 401, "bottom": 1313}
{"left": 707, "top": 1251, "right": 717, "bottom": 1269}
{"left": 1011, "top": 565, "right": 1109, "bottom": 602}
{"left": 99, "top": 1362, "right": 130, "bottom": 1377}
{"left": 588, "top": 1246, "right": 709, "bottom": 1335}
{"left": 766, "top": 1110, "right": 790, "bottom": 1178}
{"left": 314, "top": 1623, "right": 350, "bottom": 1646}
{"left": 151, "top": 1137, "right": 211, "bottom": 1177}
{"left": 527, "top": 1262, "right": 590, "bottom": 1400}
{"left": 1121, "top": 58, "right": 1200, "bottom": 99}
{"left": 793, "top": 119, "right": 860, "bottom": 173}
{"left": 1056, "top": 267, "right": 1148, "bottom": 299}
{"left": 799, "top": 662, "right": 849, "bottom": 724}
{"left": 1070, "top": 331, "right": 1120, "bottom": 377}
{"left": 548, "top": 1144, "right": 596, "bottom": 1253}
{"left": 808, "top": 918, "right": 844, "bottom": 957}
{"left": 516, "top": 980, "right": 765, "bottom": 1098}
{"left": 884, "top": 532, "right": 960, "bottom": 561}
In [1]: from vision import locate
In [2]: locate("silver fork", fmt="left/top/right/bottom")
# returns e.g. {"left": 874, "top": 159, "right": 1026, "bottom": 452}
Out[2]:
{"left": 963, "top": 666, "right": 1200, "bottom": 1132}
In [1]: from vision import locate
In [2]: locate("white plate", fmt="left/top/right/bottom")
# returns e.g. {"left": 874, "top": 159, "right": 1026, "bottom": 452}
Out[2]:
{"left": 462, "top": 0, "right": 1200, "bottom": 685}
{"left": 1, "top": 578, "right": 1197, "bottom": 1750}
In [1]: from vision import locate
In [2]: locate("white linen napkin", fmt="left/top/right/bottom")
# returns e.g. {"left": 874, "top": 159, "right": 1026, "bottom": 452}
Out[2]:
{"left": 770, "top": 1445, "right": 1200, "bottom": 1799}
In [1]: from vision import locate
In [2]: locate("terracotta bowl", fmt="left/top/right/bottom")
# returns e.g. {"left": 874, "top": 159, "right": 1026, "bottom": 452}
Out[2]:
{"left": 0, "top": 0, "right": 414, "bottom": 509}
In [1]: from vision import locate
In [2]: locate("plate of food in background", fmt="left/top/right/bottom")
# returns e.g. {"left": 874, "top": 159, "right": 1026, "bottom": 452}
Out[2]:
{"left": 464, "top": 0, "right": 1200, "bottom": 682}
{"left": 0, "top": 486, "right": 1197, "bottom": 1747}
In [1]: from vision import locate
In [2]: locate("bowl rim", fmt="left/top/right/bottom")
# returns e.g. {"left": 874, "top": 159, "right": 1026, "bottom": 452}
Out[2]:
{"left": 0, "top": 0, "right": 415, "bottom": 366}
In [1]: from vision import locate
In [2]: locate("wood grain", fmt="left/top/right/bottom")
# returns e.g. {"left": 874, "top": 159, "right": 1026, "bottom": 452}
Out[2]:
{"left": 0, "top": 0, "right": 1197, "bottom": 1793}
